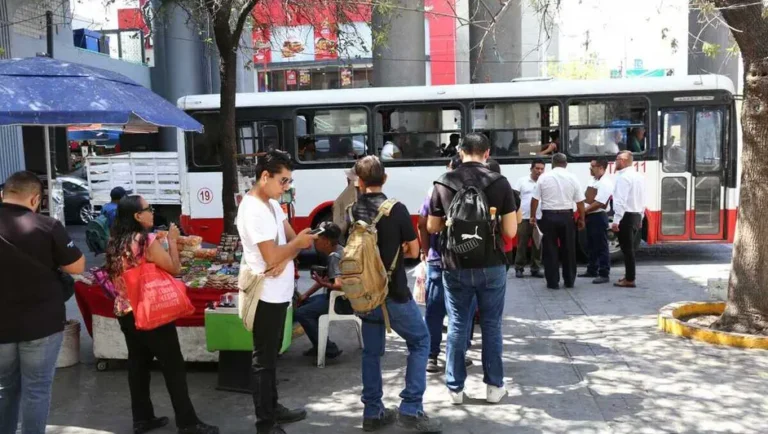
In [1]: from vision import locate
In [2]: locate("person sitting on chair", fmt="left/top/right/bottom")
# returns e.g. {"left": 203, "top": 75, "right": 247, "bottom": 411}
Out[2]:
{"left": 294, "top": 222, "right": 352, "bottom": 360}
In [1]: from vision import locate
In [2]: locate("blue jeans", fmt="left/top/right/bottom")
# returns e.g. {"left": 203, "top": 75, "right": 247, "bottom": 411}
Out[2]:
{"left": 360, "top": 298, "right": 429, "bottom": 418}
{"left": 0, "top": 332, "right": 64, "bottom": 434}
{"left": 294, "top": 294, "right": 340, "bottom": 355}
{"left": 443, "top": 265, "right": 506, "bottom": 392}
{"left": 586, "top": 213, "right": 610, "bottom": 277}
{"left": 425, "top": 263, "right": 476, "bottom": 358}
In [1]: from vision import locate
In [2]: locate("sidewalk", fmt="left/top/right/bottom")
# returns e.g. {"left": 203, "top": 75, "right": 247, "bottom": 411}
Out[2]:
{"left": 48, "top": 259, "right": 766, "bottom": 434}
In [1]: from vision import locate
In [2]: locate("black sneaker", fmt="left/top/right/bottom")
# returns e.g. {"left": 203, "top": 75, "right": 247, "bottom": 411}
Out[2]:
{"left": 465, "top": 358, "right": 472, "bottom": 368}
{"left": 302, "top": 347, "right": 318, "bottom": 357}
{"left": 362, "top": 407, "right": 398, "bottom": 432}
{"left": 134, "top": 417, "right": 169, "bottom": 434}
{"left": 397, "top": 412, "right": 442, "bottom": 433}
{"left": 275, "top": 404, "right": 307, "bottom": 425}
{"left": 515, "top": 269, "right": 524, "bottom": 278}
{"left": 178, "top": 422, "right": 219, "bottom": 434}
{"left": 592, "top": 276, "right": 610, "bottom": 284}
{"left": 256, "top": 425, "right": 286, "bottom": 434}
{"left": 531, "top": 270, "right": 544, "bottom": 278}
{"left": 426, "top": 357, "right": 442, "bottom": 373}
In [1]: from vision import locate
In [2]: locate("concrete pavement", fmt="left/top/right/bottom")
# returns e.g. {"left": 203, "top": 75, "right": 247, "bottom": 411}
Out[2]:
{"left": 47, "top": 239, "right": 767, "bottom": 434}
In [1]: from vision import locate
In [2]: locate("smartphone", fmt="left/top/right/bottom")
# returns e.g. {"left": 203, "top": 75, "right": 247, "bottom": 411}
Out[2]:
{"left": 309, "top": 227, "right": 325, "bottom": 235}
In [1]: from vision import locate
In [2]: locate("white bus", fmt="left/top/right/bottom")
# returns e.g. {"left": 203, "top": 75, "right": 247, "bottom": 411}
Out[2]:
{"left": 176, "top": 75, "right": 738, "bottom": 255}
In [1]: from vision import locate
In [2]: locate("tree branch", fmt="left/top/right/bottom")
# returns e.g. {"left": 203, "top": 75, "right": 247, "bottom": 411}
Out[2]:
{"left": 233, "top": 0, "right": 260, "bottom": 43}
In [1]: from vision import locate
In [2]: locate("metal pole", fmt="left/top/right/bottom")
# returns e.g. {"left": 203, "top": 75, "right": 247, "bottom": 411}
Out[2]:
{"left": 43, "top": 127, "right": 53, "bottom": 215}
{"left": 45, "top": 11, "right": 53, "bottom": 58}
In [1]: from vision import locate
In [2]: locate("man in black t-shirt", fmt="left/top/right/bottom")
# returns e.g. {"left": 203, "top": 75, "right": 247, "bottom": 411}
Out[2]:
{"left": 350, "top": 156, "right": 442, "bottom": 433}
{"left": 427, "top": 133, "right": 520, "bottom": 406}
{"left": 0, "top": 171, "right": 85, "bottom": 434}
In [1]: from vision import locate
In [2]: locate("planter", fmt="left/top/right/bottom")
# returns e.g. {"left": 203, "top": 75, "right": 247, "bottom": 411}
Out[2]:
{"left": 56, "top": 320, "right": 81, "bottom": 368}
{"left": 658, "top": 301, "right": 768, "bottom": 350}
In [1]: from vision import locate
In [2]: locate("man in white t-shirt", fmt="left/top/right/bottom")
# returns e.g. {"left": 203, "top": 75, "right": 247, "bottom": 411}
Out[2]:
{"left": 235, "top": 150, "right": 316, "bottom": 434}
{"left": 512, "top": 159, "right": 545, "bottom": 279}
{"left": 381, "top": 127, "right": 407, "bottom": 160}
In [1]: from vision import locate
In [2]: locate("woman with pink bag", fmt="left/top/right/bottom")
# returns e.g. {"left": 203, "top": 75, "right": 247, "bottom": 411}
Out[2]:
{"left": 105, "top": 195, "right": 218, "bottom": 434}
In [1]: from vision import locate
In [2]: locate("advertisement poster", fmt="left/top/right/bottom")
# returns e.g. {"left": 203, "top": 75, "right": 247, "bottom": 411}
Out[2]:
{"left": 314, "top": 21, "right": 338, "bottom": 61}
{"left": 299, "top": 69, "right": 311, "bottom": 87}
{"left": 270, "top": 25, "right": 314, "bottom": 63}
{"left": 341, "top": 68, "right": 352, "bottom": 87}
{"left": 252, "top": 26, "right": 272, "bottom": 64}
{"left": 286, "top": 70, "right": 297, "bottom": 86}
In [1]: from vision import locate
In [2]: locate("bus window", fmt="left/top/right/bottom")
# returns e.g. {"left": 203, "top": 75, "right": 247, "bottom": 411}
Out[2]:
{"left": 238, "top": 123, "right": 258, "bottom": 155}
{"left": 189, "top": 112, "right": 222, "bottom": 168}
{"left": 295, "top": 108, "right": 368, "bottom": 162}
{"left": 375, "top": 105, "right": 461, "bottom": 160}
{"left": 662, "top": 111, "right": 689, "bottom": 173}
{"left": 471, "top": 101, "right": 559, "bottom": 158}
{"left": 568, "top": 98, "right": 647, "bottom": 157}
{"left": 695, "top": 110, "right": 722, "bottom": 172}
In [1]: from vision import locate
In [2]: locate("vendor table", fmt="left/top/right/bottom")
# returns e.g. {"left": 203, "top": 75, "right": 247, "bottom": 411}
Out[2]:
{"left": 74, "top": 281, "right": 228, "bottom": 370}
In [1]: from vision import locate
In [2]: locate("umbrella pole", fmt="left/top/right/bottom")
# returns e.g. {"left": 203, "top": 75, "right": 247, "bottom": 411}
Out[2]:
{"left": 43, "top": 127, "right": 55, "bottom": 220}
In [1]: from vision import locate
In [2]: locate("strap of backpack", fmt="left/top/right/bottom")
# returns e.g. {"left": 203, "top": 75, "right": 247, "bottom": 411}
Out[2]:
{"left": 376, "top": 198, "right": 399, "bottom": 334}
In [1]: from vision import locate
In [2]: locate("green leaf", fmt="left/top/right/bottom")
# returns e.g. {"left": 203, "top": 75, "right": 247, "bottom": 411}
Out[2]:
{"left": 702, "top": 41, "right": 721, "bottom": 58}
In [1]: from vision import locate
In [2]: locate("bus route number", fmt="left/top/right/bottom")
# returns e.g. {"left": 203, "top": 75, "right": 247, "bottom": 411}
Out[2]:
{"left": 607, "top": 161, "right": 646, "bottom": 174}
{"left": 197, "top": 188, "right": 213, "bottom": 204}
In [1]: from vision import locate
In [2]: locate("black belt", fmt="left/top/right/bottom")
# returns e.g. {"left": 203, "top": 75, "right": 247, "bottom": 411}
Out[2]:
{"left": 542, "top": 209, "right": 573, "bottom": 214}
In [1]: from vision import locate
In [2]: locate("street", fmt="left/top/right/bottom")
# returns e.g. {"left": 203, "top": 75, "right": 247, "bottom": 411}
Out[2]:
{"left": 50, "top": 226, "right": 763, "bottom": 434}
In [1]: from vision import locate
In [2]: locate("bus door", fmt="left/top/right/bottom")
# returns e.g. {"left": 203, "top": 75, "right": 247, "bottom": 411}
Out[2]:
{"left": 659, "top": 107, "right": 727, "bottom": 241}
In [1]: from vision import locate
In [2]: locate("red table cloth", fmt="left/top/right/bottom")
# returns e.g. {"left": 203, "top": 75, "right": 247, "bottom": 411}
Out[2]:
{"left": 74, "top": 282, "right": 226, "bottom": 337}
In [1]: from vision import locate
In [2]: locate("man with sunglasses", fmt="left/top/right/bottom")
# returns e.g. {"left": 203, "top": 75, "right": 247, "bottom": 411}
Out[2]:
{"left": 0, "top": 171, "right": 86, "bottom": 434}
{"left": 236, "top": 151, "right": 317, "bottom": 434}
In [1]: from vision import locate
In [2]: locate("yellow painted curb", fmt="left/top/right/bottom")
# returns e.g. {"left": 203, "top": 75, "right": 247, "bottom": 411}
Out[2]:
{"left": 658, "top": 301, "right": 768, "bottom": 350}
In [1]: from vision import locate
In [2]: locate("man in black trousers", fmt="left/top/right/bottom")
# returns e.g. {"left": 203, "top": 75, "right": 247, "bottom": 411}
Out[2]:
{"left": 530, "top": 153, "right": 586, "bottom": 289}
{"left": 611, "top": 151, "right": 646, "bottom": 288}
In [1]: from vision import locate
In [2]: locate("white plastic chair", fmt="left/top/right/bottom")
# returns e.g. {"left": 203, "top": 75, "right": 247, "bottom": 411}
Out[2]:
{"left": 317, "top": 290, "right": 363, "bottom": 368}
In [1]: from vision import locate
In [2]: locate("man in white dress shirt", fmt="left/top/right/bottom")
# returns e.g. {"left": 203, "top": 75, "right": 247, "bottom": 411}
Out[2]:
{"left": 512, "top": 159, "right": 545, "bottom": 279}
{"left": 579, "top": 158, "right": 614, "bottom": 284}
{"left": 530, "top": 153, "right": 586, "bottom": 290}
{"left": 611, "top": 151, "right": 646, "bottom": 288}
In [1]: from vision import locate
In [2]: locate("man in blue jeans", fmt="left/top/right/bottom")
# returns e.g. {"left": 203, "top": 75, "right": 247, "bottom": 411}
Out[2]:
{"left": 0, "top": 171, "right": 86, "bottom": 434}
{"left": 417, "top": 157, "right": 475, "bottom": 374}
{"left": 427, "top": 133, "right": 520, "bottom": 405}
{"left": 350, "top": 156, "right": 442, "bottom": 433}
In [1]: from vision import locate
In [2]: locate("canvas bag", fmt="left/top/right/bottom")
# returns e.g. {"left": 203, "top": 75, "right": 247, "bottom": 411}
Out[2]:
{"left": 123, "top": 260, "right": 195, "bottom": 331}
{"left": 339, "top": 199, "right": 399, "bottom": 332}
{"left": 237, "top": 201, "right": 280, "bottom": 332}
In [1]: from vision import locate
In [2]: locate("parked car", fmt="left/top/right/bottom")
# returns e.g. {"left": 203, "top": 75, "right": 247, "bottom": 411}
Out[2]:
{"left": 59, "top": 176, "right": 94, "bottom": 225}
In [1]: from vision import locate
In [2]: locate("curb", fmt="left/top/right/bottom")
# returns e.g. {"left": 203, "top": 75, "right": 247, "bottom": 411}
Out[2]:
{"left": 658, "top": 301, "right": 768, "bottom": 350}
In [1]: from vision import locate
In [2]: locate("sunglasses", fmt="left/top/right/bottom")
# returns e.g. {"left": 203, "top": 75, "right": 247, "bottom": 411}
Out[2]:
{"left": 279, "top": 177, "right": 293, "bottom": 186}
{"left": 139, "top": 206, "right": 155, "bottom": 214}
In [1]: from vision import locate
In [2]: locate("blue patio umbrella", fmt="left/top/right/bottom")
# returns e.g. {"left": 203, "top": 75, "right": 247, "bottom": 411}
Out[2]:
{"left": 0, "top": 56, "right": 202, "bottom": 131}
{"left": 0, "top": 56, "right": 203, "bottom": 222}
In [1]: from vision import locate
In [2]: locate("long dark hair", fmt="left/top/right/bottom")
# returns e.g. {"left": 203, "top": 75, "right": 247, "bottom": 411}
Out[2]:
{"left": 105, "top": 195, "right": 149, "bottom": 281}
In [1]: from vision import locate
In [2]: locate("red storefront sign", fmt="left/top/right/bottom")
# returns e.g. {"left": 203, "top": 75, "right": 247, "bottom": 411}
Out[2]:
{"left": 286, "top": 70, "right": 297, "bottom": 86}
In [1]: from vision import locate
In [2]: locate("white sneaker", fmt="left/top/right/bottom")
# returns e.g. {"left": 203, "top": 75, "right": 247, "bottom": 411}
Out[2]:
{"left": 449, "top": 390, "right": 464, "bottom": 405}
{"left": 486, "top": 385, "right": 507, "bottom": 404}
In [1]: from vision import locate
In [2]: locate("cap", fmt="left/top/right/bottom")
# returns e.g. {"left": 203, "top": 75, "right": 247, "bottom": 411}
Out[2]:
{"left": 110, "top": 186, "right": 127, "bottom": 201}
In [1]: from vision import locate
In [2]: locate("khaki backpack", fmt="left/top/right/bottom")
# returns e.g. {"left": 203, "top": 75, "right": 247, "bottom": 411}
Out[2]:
{"left": 339, "top": 198, "right": 399, "bottom": 332}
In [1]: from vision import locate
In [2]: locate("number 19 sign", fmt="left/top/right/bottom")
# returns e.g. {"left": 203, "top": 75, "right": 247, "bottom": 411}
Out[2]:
{"left": 197, "top": 188, "right": 213, "bottom": 204}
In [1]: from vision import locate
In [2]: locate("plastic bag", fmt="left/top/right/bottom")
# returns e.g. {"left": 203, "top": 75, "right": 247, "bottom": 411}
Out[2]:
{"left": 413, "top": 261, "right": 427, "bottom": 305}
{"left": 123, "top": 262, "right": 195, "bottom": 330}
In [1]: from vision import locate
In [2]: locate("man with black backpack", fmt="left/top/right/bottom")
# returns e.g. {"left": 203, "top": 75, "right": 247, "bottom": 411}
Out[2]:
{"left": 426, "top": 133, "right": 520, "bottom": 406}
{"left": 347, "top": 156, "right": 442, "bottom": 433}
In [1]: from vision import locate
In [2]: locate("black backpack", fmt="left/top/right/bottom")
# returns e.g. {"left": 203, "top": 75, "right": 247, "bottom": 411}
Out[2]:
{"left": 435, "top": 167, "right": 503, "bottom": 268}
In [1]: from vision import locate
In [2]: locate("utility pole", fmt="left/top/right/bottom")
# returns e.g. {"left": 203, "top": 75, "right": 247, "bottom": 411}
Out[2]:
{"left": 45, "top": 11, "right": 53, "bottom": 58}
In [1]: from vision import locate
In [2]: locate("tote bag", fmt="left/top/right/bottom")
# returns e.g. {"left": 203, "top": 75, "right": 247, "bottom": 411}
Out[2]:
{"left": 123, "top": 261, "right": 195, "bottom": 330}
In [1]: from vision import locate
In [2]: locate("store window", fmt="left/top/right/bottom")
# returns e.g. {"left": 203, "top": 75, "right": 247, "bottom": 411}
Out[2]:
{"left": 295, "top": 108, "right": 368, "bottom": 162}
{"left": 568, "top": 98, "right": 648, "bottom": 156}
{"left": 471, "top": 102, "right": 559, "bottom": 158}
{"left": 259, "top": 67, "right": 373, "bottom": 92}
{"left": 374, "top": 105, "right": 462, "bottom": 161}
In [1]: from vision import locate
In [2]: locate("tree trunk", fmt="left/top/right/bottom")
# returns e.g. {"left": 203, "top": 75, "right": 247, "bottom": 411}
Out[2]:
{"left": 712, "top": 0, "right": 768, "bottom": 334}
{"left": 713, "top": 54, "right": 768, "bottom": 334}
{"left": 218, "top": 47, "right": 239, "bottom": 235}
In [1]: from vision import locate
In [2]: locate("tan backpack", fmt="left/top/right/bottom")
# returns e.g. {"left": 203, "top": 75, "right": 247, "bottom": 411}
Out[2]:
{"left": 339, "top": 198, "right": 399, "bottom": 332}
